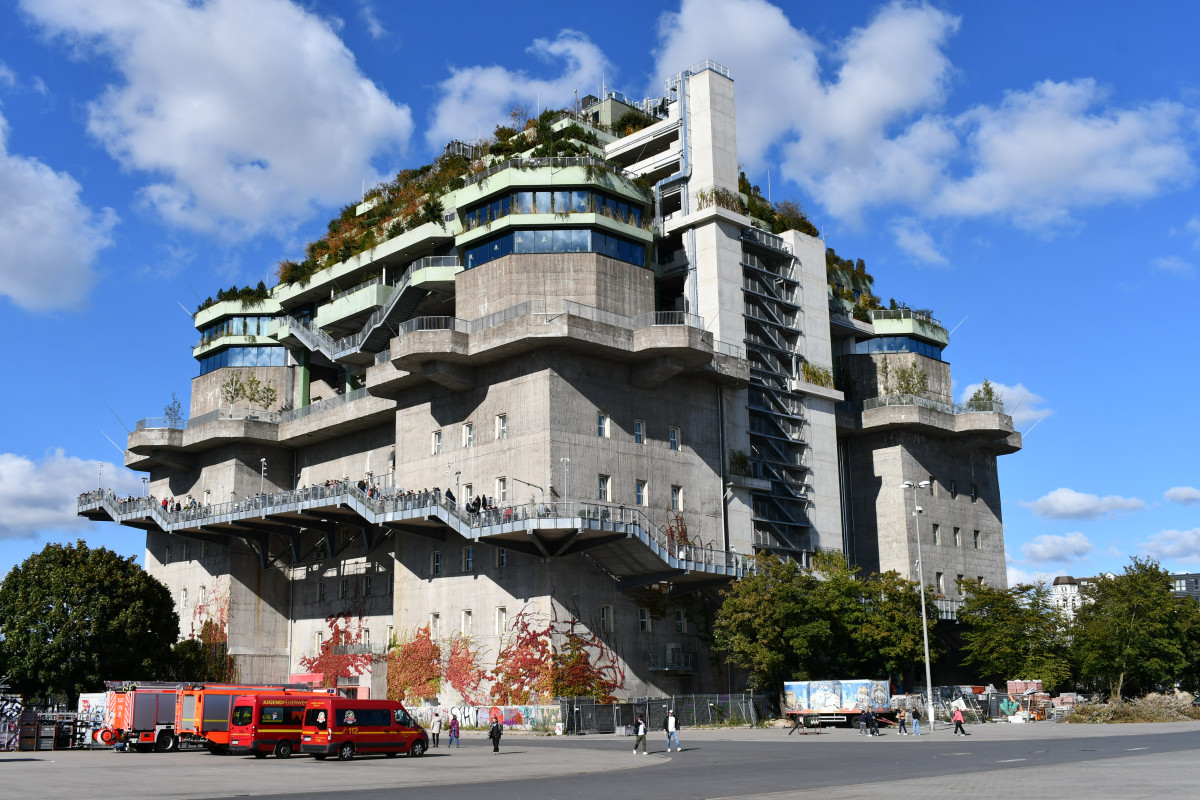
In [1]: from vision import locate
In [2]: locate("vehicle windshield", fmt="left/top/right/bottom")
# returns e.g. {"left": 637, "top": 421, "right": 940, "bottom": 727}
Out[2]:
{"left": 231, "top": 706, "right": 253, "bottom": 727}
{"left": 304, "top": 707, "right": 329, "bottom": 730}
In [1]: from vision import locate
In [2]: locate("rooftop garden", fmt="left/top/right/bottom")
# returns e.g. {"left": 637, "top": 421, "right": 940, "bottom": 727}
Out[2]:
{"left": 195, "top": 281, "right": 271, "bottom": 314}
{"left": 738, "top": 173, "right": 820, "bottom": 238}
{"left": 826, "top": 248, "right": 881, "bottom": 321}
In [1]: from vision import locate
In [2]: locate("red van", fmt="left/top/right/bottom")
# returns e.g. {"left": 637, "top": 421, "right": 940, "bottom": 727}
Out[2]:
{"left": 228, "top": 694, "right": 310, "bottom": 758}
{"left": 300, "top": 697, "right": 427, "bottom": 760}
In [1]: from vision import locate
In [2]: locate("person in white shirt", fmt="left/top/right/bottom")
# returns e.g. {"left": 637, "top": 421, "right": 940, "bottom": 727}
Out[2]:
{"left": 632, "top": 715, "right": 648, "bottom": 754}
{"left": 664, "top": 710, "right": 681, "bottom": 752}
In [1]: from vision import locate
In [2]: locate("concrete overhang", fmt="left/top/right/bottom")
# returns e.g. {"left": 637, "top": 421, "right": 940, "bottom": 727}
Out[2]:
{"left": 837, "top": 404, "right": 1023, "bottom": 455}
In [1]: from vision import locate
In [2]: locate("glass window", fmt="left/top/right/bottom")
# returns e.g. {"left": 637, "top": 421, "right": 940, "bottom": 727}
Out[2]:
{"left": 571, "top": 228, "right": 590, "bottom": 252}
{"left": 513, "top": 229, "right": 534, "bottom": 253}
{"left": 617, "top": 201, "right": 629, "bottom": 224}
{"left": 466, "top": 209, "right": 477, "bottom": 229}
{"left": 634, "top": 419, "right": 644, "bottom": 444}
{"left": 495, "top": 606, "right": 507, "bottom": 634}
{"left": 516, "top": 191, "right": 533, "bottom": 214}
{"left": 631, "top": 206, "right": 643, "bottom": 227}
{"left": 500, "top": 195, "right": 511, "bottom": 218}
{"left": 432, "top": 430, "right": 442, "bottom": 455}
{"left": 463, "top": 422, "right": 474, "bottom": 448}
{"left": 605, "top": 234, "right": 620, "bottom": 259}
{"left": 462, "top": 547, "right": 474, "bottom": 572}
{"left": 669, "top": 427, "right": 680, "bottom": 451}
{"left": 638, "top": 608, "right": 650, "bottom": 632}
{"left": 497, "top": 232, "right": 513, "bottom": 258}
{"left": 631, "top": 244, "right": 645, "bottom": 267}
{"left": 431, "top": 551, "right": 441, "bottom": 575}
{"left": 932, "top": 523, "right": 940, "bottom": 545}
{"left": 553, "top": 190, "right": 570, "bottom": 214}
{"left": 597, "top": 413, "right": 609, "bottom": 437}
{"left": 497, "top": 477, "right": 507, "bottom": 503}
{"left": 605, "top": 196, "right": 618, "bottom": 218}
{"left": 553, "top": 229, "right": 571, "bottom": 252}
{"left": 534, "top": 191, "right": 551, "bottom": 214}
{"left": 973, "top": 530, "right": 981, "bottom": 549}
{"left": 572, "top": 190, "right": 588, "bottom": 213}
{"left": 598, "top": 474, "right": 611, "bottom": 502}
{"left": 600, "top": 605, "right": 612, "bottom": 631}
{"left": 671, "top": 485, "right": 682, "bottom": 511}
{"left": 534, "top": 229, "right": 553, "bottom": 252}
{"left": 636, "top": 480, "right": 646, "bottom": 506}
{"left": 675, "top": 609, "right": 686, "bottom": 633}
{"left": 496, "top": 414, "right": 507, "bottom": 440}
{"left": 617, "top": 238, "right": 632, "bottom": 262}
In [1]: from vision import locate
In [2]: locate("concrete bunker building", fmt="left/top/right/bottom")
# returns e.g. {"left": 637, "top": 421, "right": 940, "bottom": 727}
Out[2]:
{"left": 79, "top": 61, "right": 1020, "bottom": 699}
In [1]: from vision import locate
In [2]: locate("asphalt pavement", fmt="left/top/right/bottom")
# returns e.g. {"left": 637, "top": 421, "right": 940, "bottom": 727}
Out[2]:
{"left": 2, "top": 720, "right": 1198, "bottom": 800}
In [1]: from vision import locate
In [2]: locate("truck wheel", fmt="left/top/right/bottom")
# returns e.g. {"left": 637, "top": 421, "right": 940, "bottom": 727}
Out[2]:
{"left": 409, "top": 741, "right": 425, "bottom": 758}
{"left": 275, "top": 739, "right": 293, "bottom": 759}
{"left": 338, "top": 742, "right": 354, "bottom": 761}
{"left": 155, "top": 731, "right": 177, "bottom": 753}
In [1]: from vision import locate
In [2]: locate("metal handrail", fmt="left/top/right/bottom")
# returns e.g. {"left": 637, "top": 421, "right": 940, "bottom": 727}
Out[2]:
{"left": 462, "top": 156, "right": 634, "bottom": 189}
{"left": 869, "top": 308, "right": 944, "bottom": 329}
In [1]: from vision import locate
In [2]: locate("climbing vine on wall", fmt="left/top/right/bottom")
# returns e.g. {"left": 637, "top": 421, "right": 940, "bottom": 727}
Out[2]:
{"left": 386, "top": 624, "right": 442, "bottom": 702}
{"left": 189, "top": 587, "right": 239, "bottom": 683}
{"left": 300, "top": 595, "right": 373, "bottom": 690}
{"left": 444, "top": 633, "right": 488, "bottom": 705}
{"left": 489, "top": 606, "right": 625, "bottom": 703}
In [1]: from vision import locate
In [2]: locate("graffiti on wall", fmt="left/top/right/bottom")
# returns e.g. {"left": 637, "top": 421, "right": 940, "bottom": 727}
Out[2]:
{"left": 411, "top": 703, "right": 562, "bottom": 731}
{"left": 1, "top": 695, "right": 23, "bottom": 751}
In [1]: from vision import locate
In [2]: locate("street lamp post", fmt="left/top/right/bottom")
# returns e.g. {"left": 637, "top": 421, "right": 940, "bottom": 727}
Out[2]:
{"left": 142, "top": 476, "right": 148, "bottom": 497}
{"left": 902, "top": 479, "right": 936, "bottom": 732}
{"left": 260, "top": 458, "right": 267, "bottom": 495}
{"left": 560, "top": 458, "right": 570, "bottom": 502}
{"left": 98, "top": 462, "right": 103, "bottom": 490}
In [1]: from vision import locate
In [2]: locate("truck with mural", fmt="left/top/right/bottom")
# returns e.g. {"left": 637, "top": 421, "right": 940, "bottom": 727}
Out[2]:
{"left": 782, "top": 679, "right": 891, "bottom": 725}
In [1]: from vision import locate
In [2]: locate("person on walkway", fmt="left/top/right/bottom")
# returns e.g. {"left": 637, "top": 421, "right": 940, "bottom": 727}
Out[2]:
{"left": 430, "top": 713, "right": 442, "bottom": 748}
{"left": 448, "top": 713, "right": 460, "bottom": 747}
{"left": 911, "top": 706, "right": 922, "bottom": 736}
{"left": 896, "top": 706, "right": 908, "bottom": 736}
{"left": 632, "top": 715, "right": 648, "bottom": 755}
{"left": 952, "top": 706, "right": 968, "bottom": 736}
{"left": 663, "top": 710, "right": 681, "bottom": 752}
{"left": 866, "top": 708, "right": 879, "bottom": 736}
{"left": 858, "top": 709, "right": 868, "bottom": 736}
{"left": 488, "top": 716, "right": 503, "bottom": 754}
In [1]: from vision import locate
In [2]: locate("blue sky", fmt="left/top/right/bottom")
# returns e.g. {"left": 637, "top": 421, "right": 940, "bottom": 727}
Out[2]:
{"left": 1, "top": 0, "right": 1197, "bottom": 585}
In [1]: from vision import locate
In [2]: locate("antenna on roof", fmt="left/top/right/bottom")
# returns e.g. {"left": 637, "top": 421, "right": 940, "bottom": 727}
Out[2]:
{"left": 184, "top": 282, "right": 203, "bottom": 301}
{"left": 177, "top": 300, "right": 196, "bottom": 320}
{"left": 948, "top": 316, "right": 968, "bottom": 336}
{"left": 105, "top": 403, "right": 132, "bottom": 434}
{"left": 100, "top": 430, "right": 126, "bottom": 458}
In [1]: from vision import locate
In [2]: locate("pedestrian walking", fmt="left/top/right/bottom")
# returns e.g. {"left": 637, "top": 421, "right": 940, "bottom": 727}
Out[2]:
{"left": 663, "top": 710, "right": 681, "bottom": 752}
{"left": 911, "top": 706, "right": 922, "bottom": 736}
{"left": 952, "top": 707, "right": 968, "bottom": 736}
{"left": 858, "top": 709, "right": 868, "bottom": 736}
{"left": 896, "top": 707, "right": 908, "bottom": 736}
{"left": 632, "top": 715, "right": 648, "bottom": 755}
{"left": 488, "top": 716, "right": 503, "bottom": 754}
{"left": 430, "top": 713, "right": 442, "bottom": 748}
{"left": 448, "top": 713, "right": 460, "bottom": 747}
{"left": 867, "top": 708, "right": 879, "bottom": 736}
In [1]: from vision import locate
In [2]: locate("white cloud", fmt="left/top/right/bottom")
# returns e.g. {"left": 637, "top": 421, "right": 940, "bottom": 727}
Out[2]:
{"left": 21, "top": 0, "right": 412, "bottom": 238}
{"left": 651, "top": 1, "right": 1195, "bottom": 230}
{"left": 1165, "top": 486, "right": 1200, "bottom": 506}
{"left": 1186, "top": 217, "right": 1200, "bottom": 248}
{"left": 1143, "top": 528, "right": 1200, "bottom": 563}
{"left": 0, "top": 111, "right": 117, "bottom": 311}
{"left": 957, "top": 380, "right": 1051, "bottom": 429}
{"left": 425, "top": 30, "right": 610, "bottom": 150}
{"left": 1021, "top": 487, "right": 1145, "bottom": 520}
{"left": 1021, "top": 532, "right": 1094, "bottom": 564}
{"left": 1151, "top": 255, "right": 1195, "bottom": 276}
{"left": 0, "top": 61, "right": 16, "bottom": 88}
{"left": 892, "top": 221, "right": 948, "bottom": 265}
{"left": 358, "top": 1, "right": 385, "bottom": 40}
{"left": 0, "top": 450, "right": 143, "bottom": 541}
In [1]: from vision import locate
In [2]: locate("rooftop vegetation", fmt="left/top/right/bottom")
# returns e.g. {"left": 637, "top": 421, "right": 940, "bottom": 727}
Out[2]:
{"left": 195, "top": 281, "right": 271, "bottom": 314}
{"left": 826, "top": 248, "right": 881, "bottom": 320}
{"left": 738, "top": 173, "right": 820, "bottom": 238}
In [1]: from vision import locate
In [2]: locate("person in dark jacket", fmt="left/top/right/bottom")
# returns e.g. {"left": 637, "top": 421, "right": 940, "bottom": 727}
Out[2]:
{"left": 488, "top": 716, "right": 503, "bottom": 754}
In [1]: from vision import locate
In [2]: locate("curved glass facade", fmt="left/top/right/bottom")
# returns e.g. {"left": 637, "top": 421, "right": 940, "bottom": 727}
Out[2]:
{"left": 464, "top": 228, "right": 646, "bottom": 270}
{"left": 199, "top": 345, "right": 286, "bottom": 376}
{"left": 854, "top": 336, "right": 944, "bottom": 360}
{"left": 464, "top": 188, "right": 644, "bottom": 231}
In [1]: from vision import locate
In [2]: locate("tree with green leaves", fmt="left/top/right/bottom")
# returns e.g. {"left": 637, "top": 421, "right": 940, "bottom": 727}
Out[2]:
{"left": 967, "top": 378, "right": 1004, "bottom": 412}
{"left": 957, "top": 579, "right": 1071, "bottom": 690}
{"left": 0, "top": 541, "right": 178, "bottom": 705}
{"left": 1073, "top": 558, "right": 1191, "bottom": 697}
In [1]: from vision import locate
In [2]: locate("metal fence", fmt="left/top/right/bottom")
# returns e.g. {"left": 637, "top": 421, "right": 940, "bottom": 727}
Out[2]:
{"left": 559, "top": 693, "right": 771, "bottom": 735}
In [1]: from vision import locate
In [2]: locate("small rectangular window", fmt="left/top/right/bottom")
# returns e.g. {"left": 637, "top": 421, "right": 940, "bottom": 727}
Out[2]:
{"left": 386, "top": 625, "right": 394, "bottom": 646}
{"left": 970, "top": 483, "right": 977, "bottom": 502}
{"left": 669, "top": 427, "right": 680, "bottom": 451}
{"left": 431, "top": 551, "right": 441, "bottom": 576}
{"left": 463, "top": 422, "right": 474, "bottom": 448}
{"left": 362, "top": 628, "right": 370, "bottom": 649}
{"left": 634, "top": 419, "right": 645, "bottom": 444}
{"left": 495, "top": 414, "right": 507, "bottom": 440}
{"left": 638, "top": 608, "right": 651, "bottom": 632}
{"left": 364, "top": 576, "right": 373, "bottom": 597}
{"left": 973, "top": 530, "right": 981, "bottom": 549}
{"left": 932, "top": 523, "right": 940, "bottom": 546}
{"left": 429, "top": 613, "right": 440, "bottom": 639}
{"left": 953, "top": 527, "right": 961, "bottom": 547}
{"left": 431, "top": 430, "right": 442, "bottom": 455}
{"left": 181, "top": 588, "right": 188, "bottom": 609}
{"left": 598, "top": 474, "right": 611, "bottom": 502}
{"left": 198, "top": 585, "right": 206, "bottom": 605}
{"left": 928, "top": 475, "right": 935, "bottom": 495}
{"left": 496, "top": 477, "right": 508, "bottom": 503}
{"left": 935, "top": 572, "right": 945, "bottom": 593}
{"left": 164, "top": 545, "right": 172, "bottom": 564}
{"left": 461, "top": 609, "right": 473, "bottom": 635}
{"left": 600, "top": 605, "right": 613, "bottom": 632}
{"left": 462, "top": 546, "right": 474, "bottom": 572}
{"left": 315, "top": 632, "right": 323, "bottom": 652}
{"left": 318, "top": 581, "right": 326, "bottom": 601}
{"left": 495, "top": 606, "right": 507, "bottom": 635}
{"left": 496, "top": 548, "right": 508, "bottom": 568}
{"left": 671, "top": 485, "right": 683, "bottom": 512}
{"left": 956, "top": 574, "right": 964, "bottom": 591}
{"left": 636, "top": 480, "right": 647, "bottom": 507}
{"left": 597, "top": 413, "right": 610, "bottom": 438}
{"left": 339, "top": 578, "right": 349, "bottom": 599}
{"left": 675, "top": 609, "right": 686, "bottom": 633}
{"left": 184, "top": 543, "right": 192, "bottom": 561}
{"left": 950, "top": 480, "right": 958, "bottom": 499}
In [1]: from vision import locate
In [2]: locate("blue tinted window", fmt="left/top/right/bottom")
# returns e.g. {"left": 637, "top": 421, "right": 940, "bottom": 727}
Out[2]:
{"left": 466, "top": 209, "right": 477, "bottom": 229}
{"left": 553, "top": 229, "right": 571, "bottom": 252}
{"left": 517, "top": 192, "right": 533, "bottom": 214}
{"left": 605, "top": 234, "right": 620, "bottom": 259}
{"left": 498, "top": 233, "right": 513, "bottom": 258}
{"left": 534, "top": 192, "right": 551, "bottom": 214}
{"left": 535, "top": 229, "right": 553, "bottom": 252}
{"left": 631, "top": 207, "right": 643, "bottom": 227}
{"left": 631, "top": 244, "right": 645, "bottom": 266}
{"left": 513, "top": 230, "right": 534, "bottom": 253}
{"left": 500, "top": 195, "right": 511, "bottom": 217}
{"left": 571, "top": 229, "right": 590, "bottom": 252}
{"left": 572, "top": 190, "right": 588, "bottom": 213}
{"left": 618, "top": 238, "right": 631, "bottom": 262}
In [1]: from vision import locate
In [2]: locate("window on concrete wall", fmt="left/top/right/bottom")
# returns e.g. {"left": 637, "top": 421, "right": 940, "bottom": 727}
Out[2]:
{"left": 362, "top": 628, "right": 370, "bottom": 649}
{"left": 463, "top": 484, "right": 472, "bottom": 500}
{"left": 950, "top": 480, "right": 958, "bottom": 499}
{"left": 495, "top": 606, "right": 507, "bottom": 635}
{"left": 928, "top": 476, "right": 936, "bottom": 496}
{"left": 970, "top": 483, "right": 977, "bottom": 502}
{"left": 953, "top": 527, "right": 961, "bottom": 547}
{"left": 184, "top": 542, "right": 192, "bottom": 561}
{"left": 597, "top": 413, "right": 610, "bottom": 437}
{"left": 463, "top": 422, "right": 474, "bottom": 448}
{"left": 339, "top": 578, "right": 349, "bottom": 599}
{"left": 671, "top": 485, "right": 683, "bottom": 512}
{"left": 636, "top": 480, "right": 647, "bottom": 506}
{"left": 198, "top": 585, "right": 206, "bottom": 605}
{"left": 386, "top": 625, "right": 394, "bottom": 646}
{"left": 364, "top": 576, "right": 374, "bottom": 596}
{"left": 462, "top": 546, "right": 474, "bottom": 572}
{"left": 495, "top": 413, "right": 507, "bottom": 440}
{"left": 202, "top": 541, "right": 209, "bottom": 560}
{"left": 431, "top": 551, "right": 441, "bottom": 576}
{"left": 935, "top": 572, "right": 945, "bottom": 593}
{"left": 956, "top": 574, "right": 964, "bottom": 590}
{"left": 634, "top": 419, "right": 645, "bottom": 444}
{"left": 638, "top": 608, "right": 651, "bottom": 632}
{"left": 675, "top": 609, "right": 686, "bottom": 633}
{"left": 973, "top": 530, "right": 981, "bottom": 549}
{"left": 931, "top": 523, "right": 940, "bottom": 546}
{"left": 598, "top": 474, "right": 611, "bottom": 502}
{"left": 315, "top": 631, "right": 323, "bottom": 652}
{"left": 600, "top": 605, "right": 613, "bottom": 632}
{"left": 496, "top": 477, "right": 507, "bottom": 503}
{"left": 164, "top": 545, "right": 173, "bottom": 564}
{"left": 461, "top": 609, "right": 472, "bottom": 635}
{"left": 431, "top": 430, "right": 442, "bottom": 455}
{"left": 318, "top": 581, "right": 326, "bottom": 601}
{"left": 496, "top": 548, "right": 508, "bottom": 568}
{"left": 669, "top": 427, "right": 680, "bottom": 451}
{"left": 430, "top": 613, "right": 440, "bottom": 639}
{"left": 181, "top": 588, "right": 188, "bottom": 609}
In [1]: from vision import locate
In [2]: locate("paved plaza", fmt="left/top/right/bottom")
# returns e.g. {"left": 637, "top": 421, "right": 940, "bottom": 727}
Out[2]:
{"left": 3, "top": 721, "right": 1198, "bottom": 799}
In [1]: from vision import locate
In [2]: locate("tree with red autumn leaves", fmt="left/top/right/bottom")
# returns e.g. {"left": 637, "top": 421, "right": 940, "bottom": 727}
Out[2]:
{"left": 445, "top": 633, "right": 488, "bottom": 704}
{"left": 490, "top": 608, "right": 624, "bottom": 703}
{"left": 299, "top": 607, "right": 373, "bottom": 690}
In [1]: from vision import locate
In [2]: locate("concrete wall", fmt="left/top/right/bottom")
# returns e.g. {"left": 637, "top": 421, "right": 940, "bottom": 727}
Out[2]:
{"left": 840, "top": 352, "right": 953, "bottom": 406}
{"left": 190, "top": 366, "right": 288, "bottom": 417}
